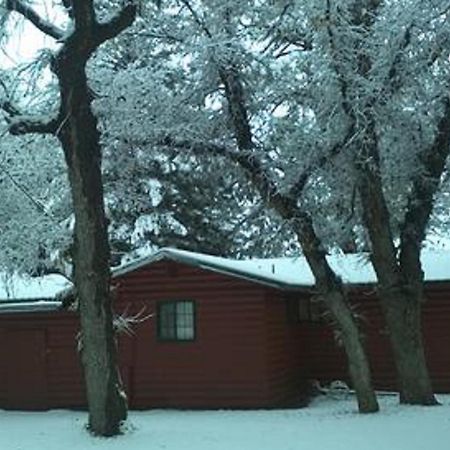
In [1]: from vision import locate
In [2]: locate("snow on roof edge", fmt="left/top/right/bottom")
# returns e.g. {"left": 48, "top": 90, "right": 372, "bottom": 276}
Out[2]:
{"left": 0, "top": 273, "right": 73, "bottom": 301}
{"left": 0, "top": 300, "right": 63, "bottom": 313}
{"left": 112, "top": 247, "right": 450, "bottom": 289}
{"left": 113, "top": 248, "right": 298, "bottom": 289}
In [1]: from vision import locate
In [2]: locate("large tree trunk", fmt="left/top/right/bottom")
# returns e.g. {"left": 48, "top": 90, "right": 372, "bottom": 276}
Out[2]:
{"left": 323, "top": 290, "right": 379, "bottom": 412}
{"left": 357, "top": 140, "right": 438, "bottom": 405}
{"left": 334, "top": 0, "right": 443, "bottom": 406}
{"left": 380, "top": 288, "right": 437, "bottom": 404}
{"left": 2, "top": 0, "right": 135, "bottom": 437}
{"left": 55, "top": 45, "right": 127, "bottom": 437}
{"left": 296, "top": 220, "right": 379, "bottom": 413}
{"left": 215, "top": 50, "right": 379, "bottom": 413}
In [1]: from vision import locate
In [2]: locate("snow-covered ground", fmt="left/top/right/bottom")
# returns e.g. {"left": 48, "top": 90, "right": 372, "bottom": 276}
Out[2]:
{"left": 1, "top": 395, "right": 449, "bottom": 450}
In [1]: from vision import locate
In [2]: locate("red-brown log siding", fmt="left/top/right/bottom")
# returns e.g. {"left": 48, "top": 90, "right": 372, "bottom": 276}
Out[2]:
{"left": 0, "top": 312, "right": 84, "bottom": 409}
{"left": 1, "top": 261, "right": 450, "bottom": 411}
{"left": 293, "top": 284, "right": 450, "bottom": 393}
{"left": 114, "top": 261, "right": 270, "bottom": 408}
{"left": 262, "top": 289, "right": 308, "bottom": 406}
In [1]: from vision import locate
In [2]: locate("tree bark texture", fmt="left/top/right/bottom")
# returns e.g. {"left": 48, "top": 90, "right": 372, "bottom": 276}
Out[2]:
{"left": 293, "top": 219, "right": 379, "bottom": 413}
{"left": 218, "top": 62, "right": 379, "bottom": 413}
{"left": 49, "top": 7, "right": 136, "bottom": 432}
{"left": 3, "top": 0, "right": 137, "bottom": 436}
{"left": 380, "top": 288, "right": 437, "bottom": 404}
{"left": 55, "top": 60, "right": 128, "bottom": 433}
{"left": 356, "top": 122, "right": 438, "bottom": 406}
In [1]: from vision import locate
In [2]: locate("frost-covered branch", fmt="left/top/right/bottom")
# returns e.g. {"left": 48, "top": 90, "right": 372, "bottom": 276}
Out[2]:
{"left": 287, "top": 125, "right": 356, "bottom": 200}
{"left": 6, "top": 114, "right": 59, "bottom": 135}
{"left": 179, "top": 0, "right": 212, "bottom": 38}
{"left": 400, "top": 99, "right": 450, "bottom": 259}
{"left": 95, "top": 2, "right": 139, "bottom": 46}
{"left": 5, "top": 0, "right": 65, "bottom": 39}
{"left": 0, "top": 86, "right": 58, "bottom": 136}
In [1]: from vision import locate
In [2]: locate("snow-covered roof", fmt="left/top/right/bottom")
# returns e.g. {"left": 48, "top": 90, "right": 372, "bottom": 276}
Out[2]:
{"left": 0, "top": 273, "right": 72, "bottom": 301}
{"left": 0, "top": 300, "right": 62, "bottom": 313}
{"left": 113, "top": 248, "right": 450, "bottom": 289}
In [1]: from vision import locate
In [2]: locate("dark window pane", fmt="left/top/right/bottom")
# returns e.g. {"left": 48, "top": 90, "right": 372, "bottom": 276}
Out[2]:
{"left": 159, "top": 302, "right": 176, "bottom": 339}
{"left": 176, "top": 301, "right": 194, "bottom": 340}
{"left": 158, "top": 300, "right": 195, "bottom": 341}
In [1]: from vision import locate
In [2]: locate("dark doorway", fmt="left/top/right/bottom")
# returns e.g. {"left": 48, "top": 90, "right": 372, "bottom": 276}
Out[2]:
{"left": 5, "top": 329, "right": 47, "bottom": 409}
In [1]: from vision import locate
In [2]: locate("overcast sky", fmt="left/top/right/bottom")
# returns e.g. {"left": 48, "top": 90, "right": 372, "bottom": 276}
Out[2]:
{"left": 1, "top": 2, "right": 61, "bottom": 68}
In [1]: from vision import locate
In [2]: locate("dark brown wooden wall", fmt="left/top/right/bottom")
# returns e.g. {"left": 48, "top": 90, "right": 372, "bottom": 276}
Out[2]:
{"left": 1, "top": 262, "right": 450, "bottom": 411}
{"left": 0, "top": 312, "right": 84, "bottom": 409}
{"left": 290, "top": 283, "right": 450, "bottom": 393}
{"left": 114, "top": 261, "right": 271, "bottom": 408}
{"left": 262, "top": 289, "right": 308, "bottom": 406}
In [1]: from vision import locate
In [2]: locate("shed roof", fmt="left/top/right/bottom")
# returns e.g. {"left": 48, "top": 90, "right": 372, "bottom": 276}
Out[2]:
{"left": 113, "top": 248, "right": 450, "bottom": 289}
{"left": 0, "top": 273, "right": 72, "bottom": 301}
{"left": 0, "top": 300, "right": 62, "bottom": 313}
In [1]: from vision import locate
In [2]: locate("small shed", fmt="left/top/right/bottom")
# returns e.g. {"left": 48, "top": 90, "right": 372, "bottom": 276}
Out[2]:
{"left": 1, "top": 249, "right": 450, "bottom": 410}
{"left": 0, "top": 274, "right": 76, "bottom": 409}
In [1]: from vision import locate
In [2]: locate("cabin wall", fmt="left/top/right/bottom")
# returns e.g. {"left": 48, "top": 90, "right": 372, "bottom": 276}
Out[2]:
{"left": 1, "top": 272, "right": 450, "bottom": 411}
{"left": 262, "top": 289, "right": 311, "bottom": 405}
{"left": 419, "top": 285, "right": 450, "bottom": 392}
{"left": 0, "top": 311, "right": 84, "bottom": 409}
{"left": 299, "top": 284, "right": 450, "bottom": 393}
{"left": 114, "top": 260, "right": 270, "bottom": 408}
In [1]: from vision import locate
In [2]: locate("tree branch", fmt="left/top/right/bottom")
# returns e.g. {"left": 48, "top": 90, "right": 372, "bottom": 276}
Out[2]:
{"left": 180, "top": 0, "right": 212, "bottom": 38}
{"left": 287, "top": 124, "right": 356, "bottom": 199}
{"left": 400, "top": 98, "right": 450, "bottom": 262}
{"left": 71, "top": 0, "right": 96, "bottom": 31}
{"left": 0, "top": 98, "right": 19, "bottom": 117}
{"left": 5, "top": 0, "right": 65, "bottom": 40}
{"left": 159, "top": 136, "right": 296, "bottom": 218}
{"left": 6, "top": 114, "right": 59, "bottom": 135}
{"left": 95, "top": 2, "right": 138, "bottom": 46}
{"left": 0, "top": 94, "right": 59, "bottom": 135}
{"left": 61, "top": 0, "right": 74, "bottom": 19}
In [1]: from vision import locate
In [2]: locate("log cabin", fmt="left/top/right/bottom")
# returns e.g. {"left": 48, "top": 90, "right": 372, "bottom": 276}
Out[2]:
{"left": 0, "top": 248, "right": 449, "bottom": 410}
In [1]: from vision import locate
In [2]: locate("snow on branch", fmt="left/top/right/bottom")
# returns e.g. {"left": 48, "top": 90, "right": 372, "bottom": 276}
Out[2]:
{"left": 160, "top": 135, "right": 299, "bottom": 220}
{"left": 400, "top": 98, "right": 450, "bottom": 252}
{"left": 0, "top": 82, "right": 59, "bottom": 136}
{"left": 6, "top": 114, "right": 59, "bottom": 135}
{"left": 113, "top": 305, "right": 153, "bottom": 336}
{"left": 287, "top": 126, "right": 356, "bottom": 200}
{"left": 94, "top": 2, "right": 138, "bottom": 46}
{"left": 5, "top": 0, "right": 65, "bottom": 40}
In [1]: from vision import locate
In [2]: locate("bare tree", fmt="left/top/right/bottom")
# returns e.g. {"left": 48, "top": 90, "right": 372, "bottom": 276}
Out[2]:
{"left": 1, "top": 0, "right": 137, "bottom": 435}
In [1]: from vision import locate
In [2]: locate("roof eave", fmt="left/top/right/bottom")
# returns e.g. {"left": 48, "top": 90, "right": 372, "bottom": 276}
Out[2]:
{"left": 112, "top": 248, "right": 313, "bottom": 291}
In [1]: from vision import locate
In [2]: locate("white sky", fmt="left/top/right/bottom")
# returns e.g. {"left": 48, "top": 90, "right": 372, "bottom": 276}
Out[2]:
{"left": 1, "top": 2, "right": 62, "bottom": 68}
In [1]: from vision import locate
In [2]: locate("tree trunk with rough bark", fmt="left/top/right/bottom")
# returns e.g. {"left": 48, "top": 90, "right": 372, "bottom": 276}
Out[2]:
{"left": 214, "top": 46, "right": 379, "bottom": 413}
{"left": 325, "top": 290, "right": 378, "bottom": 412}
{"left": 357, "top": 141, "right": 439, "bottom": 406}
{"left": 50, "top": 4, "right": 137, "bottom": 433}
{"left": 331, "top": 0, "right": 447, "bottom": 406}
{"left": 55, "top": 61, "right": 128, "bottom": 434}
{"left": 295, "top": 220, "right": 379, "bottom": 413}
{"left": 379, "top": 288, "right": 437, "bottom": 405}
{"left": 2, "top": 0, "right": 138, "bottom": 436}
